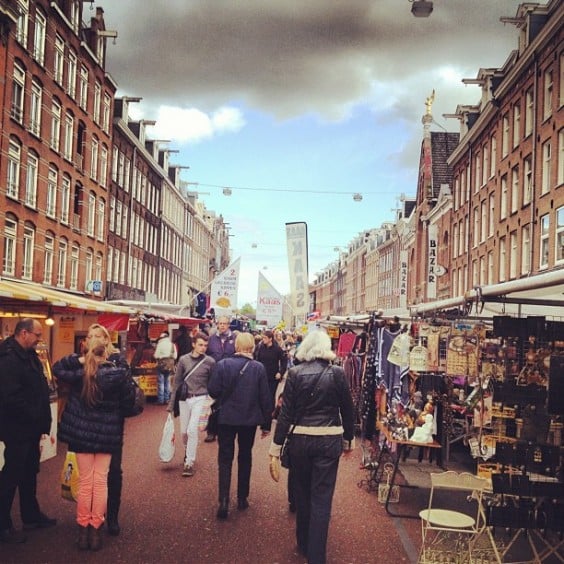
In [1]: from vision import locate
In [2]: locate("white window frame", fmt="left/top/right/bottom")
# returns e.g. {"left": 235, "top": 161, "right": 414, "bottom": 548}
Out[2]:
{"left": 499, "top": 236, "right": 507, "bottom": 282}
{"left": 54, "top": 35, "right": 64, "bottom": 85}
{"left": 63, "top": 112, "right": 74, "bottom": 160}
{"left": 502, "top": 114, "right": 509, "bottom": 158}
{"left": 87, "top": 192, "right": 96, "bottom": 237}
{"left": 70, "top": 244, "right": 79, "bottom": 290}
{"left": 543, "top": 69, "right": 553, "bottom": 121}
{"left": 46, "top": 167, "right": 57, "bottom": 218}
{"left": 29, "top": 79, "right": 42, "bottom": 136}
{"left": 540, "top": 214, "right": 550, "bottom": 268}
{"left": 93, "top": 81, "right": 101, "bottom": 124}
{"left": 487, "top": 251, "right": 494, "bottom": 285}
{"left": 558, "top": 129, "right": 564, "bottom": 186}
{"left": 96, "top": 198, "right": 105, "bottom": 241}
{"left": 11, "top": 62, "right": 25, "bottom": 123}
{"left": 511, "top": 166, "right": 519, "bottom": 214}
{"left": 90, "top": 137, "right": 99, "bottom": 181}
{"left": 102, "top": 92, "right": 111, "bottom": 133}
{"left": 57, "top": 239, "right": 68, "bottom": 287}
{"left": 43, "top": 233, "right": 54, "bottom": 284}
{"left": 523, "top": 156, "right": 532, "bottom": 205}
{"left": 490, "top": 136, "right": 497, "bottom": 178}
{"left": 79, "top": 65, "right": 89, "bottom": 111}
{"left": 22, "top": 222, "right": 35, "bottom": 279}
{"left": 541, "top": 140, "right": 552, "bottom": 195}
{"left": 33, "top": 9, "right": 46, "bottom": 65}
{"left": 50, "top": 100, "right": 61, "bottom": 151}
{"left": 500, "top": 175, "right": 508, "bottom": 219}
{"left": 25, "top": 152, "right": 39, "bottom": 208}
{"left": 60, "top": 174, "right": 71, "bottom": 224}
{"left": 7, "top": 138, "right": 21, "bottom": 199}
{"left": 512, "top": 104, "right": 520, "bottom": 149}
{"left": 509, "top": 231, "right": 517, "bottom": 279}
{"left": 488, "top": 193, "right": 495, "bottom": 237}
{"left": 16, "top": 0, "right": 28, "bottom": 45}
{"left": 3, "top": 216, "right": 17, "bottom": 276}
{"left": 100, "top": 146, "right": 108, "bottom": 187}
{"left": 556, "top": 206, "right": 564, "bottom": 265}
{"left": 85, "top": 248, "right": 93, "bottom": 287}
{"left": 67, "top": 49, "right": 77, "bottom": 99}
{"left": 525, "top": 88, "right": 533, "bottom": 137}
{"left": 521, "top": 225, "right": 531, "bottom": 275}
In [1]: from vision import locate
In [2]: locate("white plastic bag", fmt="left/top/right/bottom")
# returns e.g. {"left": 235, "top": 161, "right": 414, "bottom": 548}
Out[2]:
{"left": 158, "top": 413, "right": 175, "bottom": 463}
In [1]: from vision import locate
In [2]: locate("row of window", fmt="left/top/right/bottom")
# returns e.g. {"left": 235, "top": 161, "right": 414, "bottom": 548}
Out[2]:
{"left": 3, "top": 214, "right": 102, "bottom": 288}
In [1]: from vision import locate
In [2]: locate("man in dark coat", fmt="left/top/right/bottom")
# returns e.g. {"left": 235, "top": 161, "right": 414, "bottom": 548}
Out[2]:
{"left": 254, "top": 330, "right": 288, "bottom": 404}
{"left": 0, "top": 318, "right": 56, "bottom": 544}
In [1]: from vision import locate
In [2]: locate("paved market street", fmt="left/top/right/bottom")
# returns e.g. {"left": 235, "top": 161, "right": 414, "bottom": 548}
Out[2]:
{"left": 2, "top": 402, "right": 426, "bottom": 564}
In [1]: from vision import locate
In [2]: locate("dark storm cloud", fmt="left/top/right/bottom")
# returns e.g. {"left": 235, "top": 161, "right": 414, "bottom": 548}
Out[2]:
{"left": 103, "top": 0, "right": 519, "bottom": 120}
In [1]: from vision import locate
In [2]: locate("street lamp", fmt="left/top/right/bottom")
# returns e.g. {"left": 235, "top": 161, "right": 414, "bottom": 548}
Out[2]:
{"left": 410, "top": 0, "right": 433, "bottom": 17}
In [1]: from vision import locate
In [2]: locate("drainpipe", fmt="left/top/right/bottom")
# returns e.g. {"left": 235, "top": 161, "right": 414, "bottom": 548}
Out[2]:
{"left": 527, "top": 53, "right": 538, "bottom": 276}
{"left": 466, "top": 142, "right": 473, "bottom": 293}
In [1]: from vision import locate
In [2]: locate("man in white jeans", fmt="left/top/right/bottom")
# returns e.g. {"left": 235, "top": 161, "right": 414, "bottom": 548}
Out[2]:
{"left": 168, "top": 333, "right": 215, "bottom": 476}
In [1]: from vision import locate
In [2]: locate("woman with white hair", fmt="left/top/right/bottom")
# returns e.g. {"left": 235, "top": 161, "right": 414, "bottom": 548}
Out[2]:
{"left": 269, "top": 330, "right": 354, "bottom": 564}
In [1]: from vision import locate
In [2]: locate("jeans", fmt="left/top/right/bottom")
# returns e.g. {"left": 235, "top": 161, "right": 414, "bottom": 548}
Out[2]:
{"left": 107, "top": 446, "right": 122, "bottom": 519}
{"left": 76, "top": 453, "right": 111, "bottom": 529}
{"left": 0, "top": 438, "right": 42, "bottom": 530}
{"left": 178, "top": 396, "right": 207, "bottom": 465}
{"left": 157, "top": 370, "right": 171, "bottom": 404}
{"left": 290, "top": 434, "right": 342, "bottom": 564}
{"left": 217, "top": 424, "right": 257, "bottom": 502}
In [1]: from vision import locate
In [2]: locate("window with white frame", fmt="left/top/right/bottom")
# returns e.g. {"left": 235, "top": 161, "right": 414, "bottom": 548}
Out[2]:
{"left": 111, "top": 146, "right": 118, "bottom": 181}
{"left": 33, "top": 9, "right": 46, "bottom": 65}
{"left": 115, "top": 201, "right": 122, "bottom": 236}
{"left": 509, "top": 231, "right": 517, "bottom": 279}
{"left": 63, "top": 111, "right": 73, "bottom": 160}
{"left": 112, "top": 248, "right": 119, "bottom": 283}
{"left": 95, "top": 252, "right": 103, "bottom": 283}
{"left": 487, "top": 251, "right": 494, "bottom": 284}
{"left": 79, "top": 65, "right": 88, "bottom": 111}
{"left": 43, "top": 232, "right": 54, "bottom": 284}
{"left": 453, "top": 176, "right": 459, "bottom": 210}
{"left": 70, "top": 0, "right": 80, "bottom": 32}
{"left": 60, "top": 174, "right": 71, "bottom": 224}
{"left": 90, "top": 137, "right": 98, "bottom": 180}
{"left": 109, "top": 196, "right": 115, "bottom": 232}
{"left": 119, "top": 252, "right": 126, "bottom": 285}
{"left": 123, "top": 157, "right": 130, "bottom": 192}
{"left": 541, "top": 140, "right": 552, "bottom": 195}
{"left": 87, "top": 191, "right": 96, "bottom": 237}
{"left": 473, "top": 207, "right": 479, "bottom": 247}
{"left": 453, "top": 223, "right": 458, "bottom": 258}
{"left": 561, "top": 53, "right": 564, "bottom": 107}
{"left": 50, "top": 99, "right": 61, "bottom": 151}
{"left": 500, "top": 175, "right": 508, "bottom": 219}
{"left": 22, "top": 222, "right": 35, "bottom": 279}
{"left": 85, "top": 248, "right": 93, "bottom": 286}
{"left": 540, "top": 214, "right": 550, "bottom": 268}
{"left": 525, "top": 88, "right": 533, "bottom": 137}
{"left": 46, "top": 166, "right": 57, "bottom": 218}
{"left": 499, "top": 236, "right": 507, "bottom": 282}
{"left": 93, "top": 81, "right": 101, "bottom": 124}
{"left": 482, "top": 145, "right": 489, "bottom": 185}
{"left": 121, "top": 206, "right": 128, "bottom": 238}
{"left": 70, "top": 244, "right": 79, "bottom": 289}
{"left": 11, "top": 62, "right": 25, "bottom": 123}
{"left": 472, "top": 259, "right": 479, "bottom": 287}
{"left": 490, "top": 136, "right": 497, "bottom": 177}
{"left": 523, "top": 156, "right": 532, "bottom": 205}
{"left": 57, "top": 238, "right": 68, "bottom": 287}
{"left": 100, "top": 145, "right": 108, "bottom": 187}
{"left": 502, "top": 114, "right": 509, "bottom": 157}
{"left": 521, "top": 225, "right": 531, "bottom": 274}
{"left": 543, "top": 69, "right": 553, "bottom": 121}
{"left": 556, "top": 207, "right": 564, "bottom": 264}
{"left": 67, "top": 49, "right": 77, "bottom": 98}
{"left": 7, "top": 138, "right": 21, "bottom": 199}
{"left": 479, "top": 256, "right": 486, "bottom": 285}
{"left": 54, "top": 35, "right": 64, "bottom": 84}
{"left": 475, "top": 153, "right": 481, "bottom": 192}
{"left": 16, "top": 0, "right": 28, "bottom": 45}
{"left": 102, "top": 93, "right": 111, "bottom": 133}
{"left": 25, "top": 152, "right": 38, "bottom": 208}
{"left": 96, "top": 198, "right": 105, "bottom": 240}
{"left": 558, "top": 129, "right": 564, "bottom": 186}
{"left": 488, "top": 192, "right": 495, "bottom": 236}
{"left": 480, "top": 200, "right": 487, "bottom": 243}
{"left": 512, "top": 103, "right": 520, "bottom": 149}
{"left": 3, "top": 215, "right": 17, "bottom": 275}
{"left": 29, "top": 79, "right": 42, "bottom": 136}
{"left": 511, "top": 166, "right": 519, "bottom": 214}
{"left": 106, "top": 247, "right": 113, "bottom": 282}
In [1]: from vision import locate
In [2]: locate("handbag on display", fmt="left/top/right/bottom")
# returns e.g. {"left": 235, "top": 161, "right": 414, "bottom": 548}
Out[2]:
{"left": 60, "top": 451, "right": 79, "bottom": 502}
{"left": 158, "top": 413, "right": 176, "bottom": 463}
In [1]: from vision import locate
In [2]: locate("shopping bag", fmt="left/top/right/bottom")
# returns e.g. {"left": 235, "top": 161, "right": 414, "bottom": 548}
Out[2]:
{"left": 198, "top": 397, "right": 214, "bottom": 432}
{"left": 60, "top": 451, "right": 79, "bottom": 502}
{"left": 158, "top": 413, "right": 176, "bottom": 463}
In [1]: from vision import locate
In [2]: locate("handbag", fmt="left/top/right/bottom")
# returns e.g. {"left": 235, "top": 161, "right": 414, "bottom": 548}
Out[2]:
{"left": 60, "top": 451, "right": 79, "bottom": 502}
{"left": 207, "top": 360, "right": 251, "bottom": 434}
{"left": 176, "top": 357, "right": 207, "bottom": 402}
{"left": 280, "top": 366, "right": 331, "bottom": 469}
{"left": 121, "top": 377, "right": 145, "bottom": 417}
{"left": 158, "top": 413, "right": 176, "bottom": 463}
{"left": 158, "top": 357, "right": 175, "bottom": 374}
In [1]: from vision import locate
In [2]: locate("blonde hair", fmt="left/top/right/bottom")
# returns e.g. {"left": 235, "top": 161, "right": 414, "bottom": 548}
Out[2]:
{"left": 81, "top": 337, "right": 108, "bottom": 407}
{"left": 235, "top": 332, "right": 255, "bottom": 353}
{"left": 87, "top": 323, "right": 118, "bottom": 356}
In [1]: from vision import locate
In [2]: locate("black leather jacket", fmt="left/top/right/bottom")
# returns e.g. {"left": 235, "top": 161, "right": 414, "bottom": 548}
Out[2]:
{"left": 273, "top": 360, "right": 354, "bottom": 446}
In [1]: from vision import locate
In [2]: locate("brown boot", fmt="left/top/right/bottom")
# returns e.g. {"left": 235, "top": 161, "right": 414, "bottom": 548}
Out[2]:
{"left": 77, "top": 526, "right": 89, "bottom": 550}
{"left": 89, "top": 526, "right": 102, "bottom": 551}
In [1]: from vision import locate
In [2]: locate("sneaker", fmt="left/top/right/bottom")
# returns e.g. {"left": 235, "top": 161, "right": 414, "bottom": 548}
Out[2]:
{"left": 0, "top": 528, "right": 27, "bottom": 544}
{"left": 23, "top": 512, "right": 57, "bottom": 530}
{"left": 182, "top": 464, "right": 194, "bottom": 477}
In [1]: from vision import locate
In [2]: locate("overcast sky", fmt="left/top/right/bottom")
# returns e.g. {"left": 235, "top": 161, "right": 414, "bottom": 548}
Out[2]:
{"left": 100, "top": 0, "right": 522, "bottom": 308}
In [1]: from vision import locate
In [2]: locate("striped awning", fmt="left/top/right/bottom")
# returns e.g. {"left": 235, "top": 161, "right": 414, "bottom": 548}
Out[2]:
{"left": 0, "top": 278, "right": 136, "bottom": 315}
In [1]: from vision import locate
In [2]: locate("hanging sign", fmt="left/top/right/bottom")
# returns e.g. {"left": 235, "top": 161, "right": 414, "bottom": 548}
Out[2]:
{"left": 427, "top": 223, "right": 438, "bottom": 299}
{"left": 286, "top": 222, "right": 309, "bottom": 321}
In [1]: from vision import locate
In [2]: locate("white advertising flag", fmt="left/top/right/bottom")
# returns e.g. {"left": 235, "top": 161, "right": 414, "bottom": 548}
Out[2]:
{"left": 209, "top": 258, "right": 241, "bottom": 315}
{"left": 256, "top": 271, "right": 283, "bottom": 328}
{"left": 285, "top": 222, "right": 309, "bottom": 321}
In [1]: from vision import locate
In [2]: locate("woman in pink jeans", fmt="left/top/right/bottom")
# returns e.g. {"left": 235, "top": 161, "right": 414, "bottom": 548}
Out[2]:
{"left": 54, "top": 337, "right": 136, "bottom": 551}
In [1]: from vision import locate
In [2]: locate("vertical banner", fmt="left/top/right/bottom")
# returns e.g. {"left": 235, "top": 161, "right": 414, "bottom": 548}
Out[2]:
{"left": 285, "top": 222, "right": 309, "bottom": 322}
{"left": 399, "top": 250, "right": 408, "bottom": 309}
{"left": 427, "top": 223, "right": 438, "bottom": 300}
{"left": 256, "top": 272, "right": 283, "bottom": 328}
{"left": 210, "top": 257, "right": 241, "bottom": 316}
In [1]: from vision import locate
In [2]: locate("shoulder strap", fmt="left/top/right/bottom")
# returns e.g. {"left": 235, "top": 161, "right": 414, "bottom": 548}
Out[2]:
{"left": 183, "top": 356, "right": 206, "bottom": 383}
{"left": 221, "top": 360, "right": 250, "bottom": 404}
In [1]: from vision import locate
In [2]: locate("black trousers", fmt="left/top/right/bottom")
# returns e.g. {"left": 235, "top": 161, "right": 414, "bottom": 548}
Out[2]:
{"left": 290, "top": 434, "right": 342, "bottom": 564}
{"left": 107, "top": 445, "right": 123, "bottom": 517}
{"left": 217, "top": 424, "right": 257, "bottom": 502}
{"left": 0, "top": 438, "right": 42, "bottom": 530}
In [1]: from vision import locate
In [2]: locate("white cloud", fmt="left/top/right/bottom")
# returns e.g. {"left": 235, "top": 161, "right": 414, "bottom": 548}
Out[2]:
{"left": 149, "top": 105, "right": 246, "bottom": 143}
